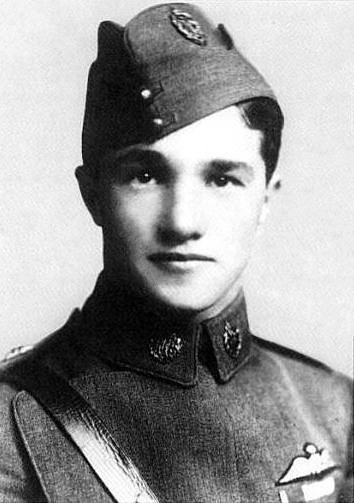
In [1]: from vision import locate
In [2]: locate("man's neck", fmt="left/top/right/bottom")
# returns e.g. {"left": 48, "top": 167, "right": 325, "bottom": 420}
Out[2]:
{"left": 99, "top": 268, "right": 244, "bottom": 325}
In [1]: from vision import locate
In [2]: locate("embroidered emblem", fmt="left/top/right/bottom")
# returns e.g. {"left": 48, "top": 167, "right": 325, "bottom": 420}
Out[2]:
{"left": 149, "top": 333, "right": 184, "bottom": 364}
{"left": 277, "top": 443, "right": 340, "bottom": 486}
{"left": 170, "top": 8, "right": 207, "bottom": 47}
{"left": 223, "top": 319, "right": 242, "bottom": 359}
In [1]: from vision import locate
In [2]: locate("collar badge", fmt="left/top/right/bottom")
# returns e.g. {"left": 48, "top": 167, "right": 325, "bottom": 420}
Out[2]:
{"left": 149, "top": 332, "right": 184, "bottom": 364}
{"left": 170, "top": 8, "right": 207, "bottom": 47}
{"left": 223, "top": 319, "right": 242, "bottom": 360}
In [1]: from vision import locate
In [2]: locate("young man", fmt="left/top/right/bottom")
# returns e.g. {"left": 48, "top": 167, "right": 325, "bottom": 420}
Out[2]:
{"left": 0, "top": 4, "right": 352, "bottom": 502}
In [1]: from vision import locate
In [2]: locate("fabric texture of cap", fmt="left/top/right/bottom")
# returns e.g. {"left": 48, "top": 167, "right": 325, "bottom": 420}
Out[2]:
{"left": 82, "top": 3, "right": 279, "bottom": 170}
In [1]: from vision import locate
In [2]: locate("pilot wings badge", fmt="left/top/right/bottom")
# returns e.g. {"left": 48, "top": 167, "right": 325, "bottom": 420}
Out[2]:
{"left": 276, "top": 443, "right": 341, "bottom": 503}
{"left": 277, "top": 443, "right": 340, "bottom": 486}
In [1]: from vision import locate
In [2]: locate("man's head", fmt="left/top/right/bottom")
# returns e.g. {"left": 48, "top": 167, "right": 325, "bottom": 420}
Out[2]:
{"left": 77, "top": 3, "right": 284, "bottom": 318}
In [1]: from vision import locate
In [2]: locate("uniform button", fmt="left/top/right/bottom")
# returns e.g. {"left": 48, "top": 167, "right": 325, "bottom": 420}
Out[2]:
{"left": 149, "top": 333, "right": 184, "bottom": 364}
{"left": 152, "top": 117, "right": 164, "bottom": 128}
{"left": 140, "top": 88, "right": 152, "bottom": 100}
{"left": 223, "top": 320, "right": 242, "bottom": 360}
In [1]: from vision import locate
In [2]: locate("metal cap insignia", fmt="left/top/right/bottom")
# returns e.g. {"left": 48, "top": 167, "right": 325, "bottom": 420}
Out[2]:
{"left": 170, "top": 8, "right": 207, "bottom": 46}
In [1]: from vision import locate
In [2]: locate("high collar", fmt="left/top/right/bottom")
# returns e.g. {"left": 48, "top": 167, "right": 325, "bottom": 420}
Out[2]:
{"left": 78, "top": 273, "right": 254, "bottom": 387}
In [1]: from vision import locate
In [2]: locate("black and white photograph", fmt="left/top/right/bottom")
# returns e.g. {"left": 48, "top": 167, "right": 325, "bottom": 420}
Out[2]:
{"left": 1, "top": 1, "right": 353, "bottom": 502}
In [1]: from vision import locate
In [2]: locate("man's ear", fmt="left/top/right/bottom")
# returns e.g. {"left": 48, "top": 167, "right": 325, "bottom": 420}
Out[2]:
{"left": 258, "top": 175, "right": 282, "bottom": 226}
{"left": 75, "top": 165, "right": 103, "bottom": 227}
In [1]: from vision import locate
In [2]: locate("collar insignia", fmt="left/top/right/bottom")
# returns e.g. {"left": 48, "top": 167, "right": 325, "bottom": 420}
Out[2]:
{"left": 277, "top": 443, "right": 340, "bottom": 486}
{"left": 148, "top": 332, "right": 184, "bottom": 364}
{"left": 223, "top": 319, "right": 243, "bottom": 360}
{"left": 170, "top": 8, "right": 207, "bottom": 47}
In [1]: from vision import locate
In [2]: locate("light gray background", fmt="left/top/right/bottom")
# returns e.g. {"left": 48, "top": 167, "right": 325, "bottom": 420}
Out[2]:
{"left": 1, "top": 1, "right": 353, "bottom": 376}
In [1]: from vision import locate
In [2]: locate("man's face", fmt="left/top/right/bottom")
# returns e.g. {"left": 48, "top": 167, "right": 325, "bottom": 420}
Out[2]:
{"left": 88, "top": 106, "right": 269, "bottom": 317}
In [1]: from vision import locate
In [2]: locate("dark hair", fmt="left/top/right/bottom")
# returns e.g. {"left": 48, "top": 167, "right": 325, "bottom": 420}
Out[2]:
{"left": 238, "top": 98, "right": 284, "bottom": 183}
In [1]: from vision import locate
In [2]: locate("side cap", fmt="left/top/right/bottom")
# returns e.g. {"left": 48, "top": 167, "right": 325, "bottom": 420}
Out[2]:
{"left": 82, "top": 3, "right": 279, "bottom": 170}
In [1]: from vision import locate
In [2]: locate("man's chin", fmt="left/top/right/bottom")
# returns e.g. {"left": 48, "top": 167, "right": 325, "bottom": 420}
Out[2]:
{"left": 143, "top": 285, "right": 225, "bottom": 319}
{"left": 142, "top": 275, "right": 244, "bottom": 320}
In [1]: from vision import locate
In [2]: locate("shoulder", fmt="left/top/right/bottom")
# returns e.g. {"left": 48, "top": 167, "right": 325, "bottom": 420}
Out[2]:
{"left": 0, "top": 310, "right": 84, "bottom": 500}
{"left": 254, "top": 335, "right": 352, "bottom": 384}
{"left": 0, "top": 313, "right": 76, "bottom": 417}
{"left": 254, "top": 335, "right": 352, "bottom": 395}
{"left": 0, "top": 309, "right": 81, "bottom": 384}
{"left": 253, "top": 335, "right": 352, "bottom": 429}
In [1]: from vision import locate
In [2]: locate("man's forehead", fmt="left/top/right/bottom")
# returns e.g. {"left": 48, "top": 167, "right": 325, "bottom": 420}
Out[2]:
{"left": 148, "top": 106, "right": 262, "bottom": 159}
{"left": 101, "top": 106, "right": 263, "bottom": 176}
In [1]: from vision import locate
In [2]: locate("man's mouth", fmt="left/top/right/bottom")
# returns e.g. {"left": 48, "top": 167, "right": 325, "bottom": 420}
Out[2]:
{"left": 148, "top": 252, "right": 214, "bottom": 263}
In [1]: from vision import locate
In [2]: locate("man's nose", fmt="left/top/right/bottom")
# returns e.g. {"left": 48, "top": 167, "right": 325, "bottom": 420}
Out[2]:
{"left": 157, "top": 180, "right": 206, "bottom": 245}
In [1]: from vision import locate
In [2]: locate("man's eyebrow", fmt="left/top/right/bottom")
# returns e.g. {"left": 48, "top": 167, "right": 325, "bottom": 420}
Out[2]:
{"left": 208, "top": 160, "right": 255, "bottom": 179}
{"left": 104, "top": 145, "right": 165, "bottom": 172}
{"left": 107, "top": 147, "right": 164, "bottom": 166}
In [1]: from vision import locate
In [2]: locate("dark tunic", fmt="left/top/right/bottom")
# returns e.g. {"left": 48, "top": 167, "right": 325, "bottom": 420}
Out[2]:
{"left": 0, "top": 274, "right": 352, "bottom": 502}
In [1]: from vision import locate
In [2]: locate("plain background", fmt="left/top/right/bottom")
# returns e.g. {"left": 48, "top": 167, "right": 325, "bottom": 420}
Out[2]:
{"left": 1, "top": 1, "right": 353, "bottom": 376}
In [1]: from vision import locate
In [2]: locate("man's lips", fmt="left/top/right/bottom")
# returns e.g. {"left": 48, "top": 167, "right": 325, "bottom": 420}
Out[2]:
{"left": 148, "top": 252, "right": 214, "bottom": 263}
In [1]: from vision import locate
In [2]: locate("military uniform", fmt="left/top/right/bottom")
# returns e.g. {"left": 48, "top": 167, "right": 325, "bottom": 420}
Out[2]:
{"left": 1, "top": 3, "right": 352, "bottom": 502}
{"left": 0, "top": 273, "right": 352, "bottom": 502}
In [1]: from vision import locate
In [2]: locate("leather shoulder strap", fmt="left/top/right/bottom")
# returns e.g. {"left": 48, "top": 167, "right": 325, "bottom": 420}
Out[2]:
{"left": 3, "top": 359, "right": 158, "bottom": 503}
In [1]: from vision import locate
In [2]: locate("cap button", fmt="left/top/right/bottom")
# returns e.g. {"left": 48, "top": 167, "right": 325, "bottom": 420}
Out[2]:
{"left": 152, "top": 117, "right": 164, "bottom": 128}
{"left": 141, "top": 88, "right": 152, "bottom": 100}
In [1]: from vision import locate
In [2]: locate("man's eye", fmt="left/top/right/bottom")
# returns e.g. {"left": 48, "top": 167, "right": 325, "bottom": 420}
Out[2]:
{"left": 119, "top": 163, "right": 167, "bottom": 188}
{"left": 126, "top": 168, "right": 161, "bottom": 187}
{"left": 213, "top": 175, "right": 230, "bottom": 187}
{"left": 134, "top": 170, "right": 155, "bottom": 184}
{"left": 209, "top": 175, "right": 244, "bottom": 188}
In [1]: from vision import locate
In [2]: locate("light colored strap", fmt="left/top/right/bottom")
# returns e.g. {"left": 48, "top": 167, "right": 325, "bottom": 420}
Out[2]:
{"left": 6, "top": 360, "right": 159, "bottom": 503}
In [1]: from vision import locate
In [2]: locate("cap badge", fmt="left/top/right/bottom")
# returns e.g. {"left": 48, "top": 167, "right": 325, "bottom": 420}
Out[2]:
{"left": 170, "top": 8, "right": 207, "bottom": 47}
